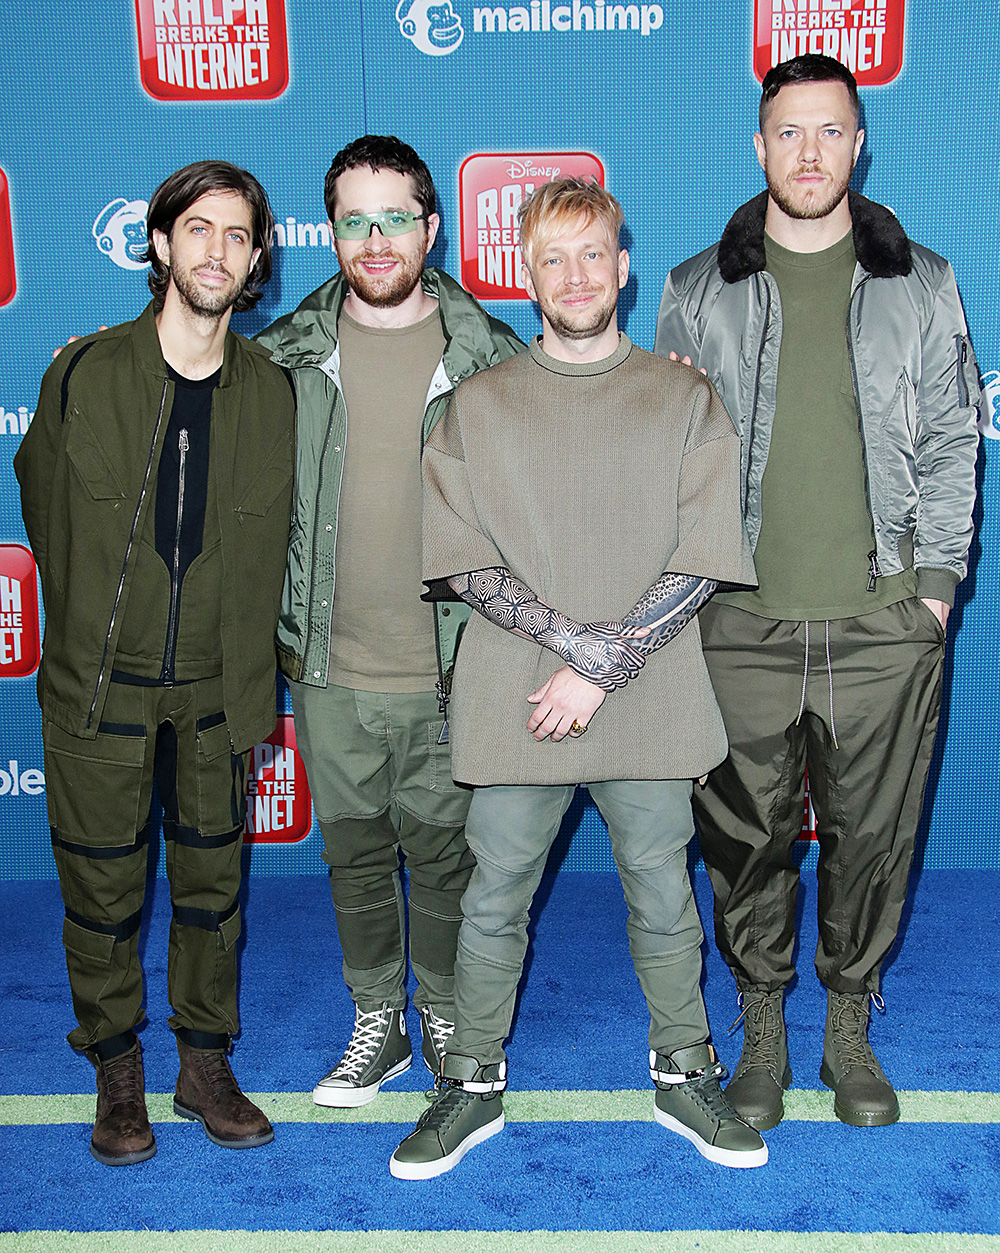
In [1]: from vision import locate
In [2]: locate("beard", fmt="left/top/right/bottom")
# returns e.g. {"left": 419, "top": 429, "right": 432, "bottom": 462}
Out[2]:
{"left": 170, "top": 259, "right": 247, "bottom": 317}
{"left": 337, "top": 243, "right": 426, "bottom": 308}
{"left": 537, "top": 285, "right": 618, "bottom": 341}
{"left": 766, "top": 162, "right": 853, "bottom": 221}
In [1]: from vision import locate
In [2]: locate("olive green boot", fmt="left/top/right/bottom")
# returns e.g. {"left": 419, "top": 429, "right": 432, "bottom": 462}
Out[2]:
{"left": 726, "top": 987, "right": 793, "bottom": 1130}
{"left": 820, "top": 989, "right": 900, "bottom": 1127}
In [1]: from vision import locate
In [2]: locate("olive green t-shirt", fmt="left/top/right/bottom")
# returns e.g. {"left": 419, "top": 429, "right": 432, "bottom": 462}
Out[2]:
{"left": 721, "top": 232, "right": 914, "bottom": 620}
{"left": 327, "top": 307, "right": 445, "bottom": 691}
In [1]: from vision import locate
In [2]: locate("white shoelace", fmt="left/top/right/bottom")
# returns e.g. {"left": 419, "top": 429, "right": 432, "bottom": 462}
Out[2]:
{"left": 421, "top": 1007, "right": 454, "bottom": 1061}
{"left": 328, "top": 1006, "right": 393, "bottom": 1081}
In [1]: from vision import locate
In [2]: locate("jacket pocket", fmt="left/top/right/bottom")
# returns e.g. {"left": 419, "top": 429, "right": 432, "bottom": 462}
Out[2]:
{"left": 65, "top": 410, "right": 127, "bottom": 502}
{"left": 236, "top": 436, "right": 293, "bottom": 517}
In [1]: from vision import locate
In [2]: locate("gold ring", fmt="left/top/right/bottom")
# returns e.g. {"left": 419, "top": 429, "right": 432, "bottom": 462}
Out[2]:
{"left": 570, "top": 721, "right": 588, "bottom": 734}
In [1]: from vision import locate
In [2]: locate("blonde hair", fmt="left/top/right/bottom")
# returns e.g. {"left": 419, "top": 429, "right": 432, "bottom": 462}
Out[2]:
{"left": 518, "top": 177, "right": 624, "bottom": 268}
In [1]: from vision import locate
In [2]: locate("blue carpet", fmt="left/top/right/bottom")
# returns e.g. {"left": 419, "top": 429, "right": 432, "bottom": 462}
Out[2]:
{"left": 1, "top": 867, "right": 998, "bottom": 1235}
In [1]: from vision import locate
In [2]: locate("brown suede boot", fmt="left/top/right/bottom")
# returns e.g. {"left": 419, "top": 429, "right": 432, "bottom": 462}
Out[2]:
{"left": 174, "top": 1038, "right": 273, "bottom": 1148}
{"left": 86, "top": 1041, "right": 156, "bottom": 1166}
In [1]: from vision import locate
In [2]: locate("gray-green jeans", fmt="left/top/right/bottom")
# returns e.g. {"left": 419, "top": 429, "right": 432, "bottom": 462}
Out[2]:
{"left": 289, "top": 682, "right": 474, "bottom": 1013}
{"left": 451, "top": 779, "right": 710, "bottom": 1067}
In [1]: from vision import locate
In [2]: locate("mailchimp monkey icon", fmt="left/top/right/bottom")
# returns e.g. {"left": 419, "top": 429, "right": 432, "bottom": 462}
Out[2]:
{"left": 396, "top": 0, "right": 464, "bottom": 55}
{"left": 92, "top": 199, "right": 150, "bottom": 271}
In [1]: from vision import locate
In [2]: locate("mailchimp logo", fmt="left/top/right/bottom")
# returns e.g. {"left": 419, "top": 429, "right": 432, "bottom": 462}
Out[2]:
{"left": 460, "top": 151, "right": 604, "bottom": 300}
{"left": 0, "top": 167, "right": 15, "bottom": 307}
{"left": 396, "top": 0, "right": 465, "bottom": 54}
{"left": 244, "top": 714, "right": 312, "bottom": 843}
{"left": 980, "top": 371, "right": 1000, "bottom": 441}
{"left": 0, "top": 545, "right": 41, "bottom": 679}
{"left": 135, "top": 0, "right": 289, "bottom": 100}
{"left": 93, "top": 199, "right": 150, "bottom": 271}
{"left": 754, "top": 0, "right": 905, "bottom": 87}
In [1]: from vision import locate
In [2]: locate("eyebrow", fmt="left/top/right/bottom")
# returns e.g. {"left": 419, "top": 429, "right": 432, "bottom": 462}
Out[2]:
{"left": 336, "top": 205, "right": 412, "bottom": 215}
{"left": 182, "top": 214, "right": 250, "bottom": 233}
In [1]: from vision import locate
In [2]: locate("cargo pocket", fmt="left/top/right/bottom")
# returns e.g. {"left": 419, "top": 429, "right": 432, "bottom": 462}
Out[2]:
{"left": 44, "top": 720, "right": 147, "bottom": 847}
{"left": 195, "top": 717, "right": 246, "bottom": 837}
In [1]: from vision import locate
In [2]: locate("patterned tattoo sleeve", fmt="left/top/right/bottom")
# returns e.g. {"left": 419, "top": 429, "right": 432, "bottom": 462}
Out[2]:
{"left": 618, "top": 572, "right": 717, "bottom": 655}
{"left": 448, "top": 568, "right": 645, "bottom": 691}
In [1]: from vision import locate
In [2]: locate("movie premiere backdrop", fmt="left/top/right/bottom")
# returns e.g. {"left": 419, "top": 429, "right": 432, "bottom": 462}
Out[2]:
{"left": 0, "top": 0, "right": 997, "bottom": 878}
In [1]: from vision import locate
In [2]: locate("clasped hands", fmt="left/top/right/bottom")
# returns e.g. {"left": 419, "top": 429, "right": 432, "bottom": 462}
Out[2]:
{"left": 527, "top": 620, "right": 650, "bottom": 743}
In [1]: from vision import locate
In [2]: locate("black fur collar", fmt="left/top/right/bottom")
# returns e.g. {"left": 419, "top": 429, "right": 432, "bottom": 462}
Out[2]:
{"left": 718, "top": 190, "right": 912, "bottom": 283}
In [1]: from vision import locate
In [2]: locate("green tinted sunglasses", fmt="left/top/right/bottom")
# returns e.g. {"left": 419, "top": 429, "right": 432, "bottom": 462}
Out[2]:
{"left": 332, "top": 210, "right": 429, "bottom": 240}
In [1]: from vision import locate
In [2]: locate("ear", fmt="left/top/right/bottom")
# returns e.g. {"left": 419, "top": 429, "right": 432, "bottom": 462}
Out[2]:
{"left": 249, "top": 247, "right": 261, "bottom": 273}
{"left": 522, "top": 262, "right": 537, "bottom": 303}
{"left": 853, "top": 127, "right": 865, "bottom": 165}
{"left": 425, "top": 211, "right": 440, "bottom": 252}
{"left": 753, "top": 132, "right": 767, "bottom": 174}
{"left": 152, "top": 228, "right": 171, "bottom": 267}
{"left": 617, "top": 248, "right": 629, "bottom": 289}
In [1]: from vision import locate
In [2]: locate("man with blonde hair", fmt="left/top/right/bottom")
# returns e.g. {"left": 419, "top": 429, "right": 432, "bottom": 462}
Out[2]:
{"left": 390, "top": 178, "right": 766, "bottom": 1179}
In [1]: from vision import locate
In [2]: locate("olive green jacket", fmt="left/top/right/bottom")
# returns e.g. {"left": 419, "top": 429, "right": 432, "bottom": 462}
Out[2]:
{"left": 256, "top": 267, "right": 523, "bottom": 694}
{"left": 15, "top": 303, "right": 295, "bottom": 751}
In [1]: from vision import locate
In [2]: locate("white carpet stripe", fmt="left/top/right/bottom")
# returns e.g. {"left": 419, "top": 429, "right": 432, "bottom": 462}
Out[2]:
{"left": 2, "top": 1089, "right": 998, "bottom": 1125}
{"left": 2, "top": 1231, "right": 1000, "bottom": 1252}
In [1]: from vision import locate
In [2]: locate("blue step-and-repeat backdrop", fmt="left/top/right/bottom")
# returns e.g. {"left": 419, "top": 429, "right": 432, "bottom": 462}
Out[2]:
{"left": 1, "top": 1, "right": 997, "bottom": 878}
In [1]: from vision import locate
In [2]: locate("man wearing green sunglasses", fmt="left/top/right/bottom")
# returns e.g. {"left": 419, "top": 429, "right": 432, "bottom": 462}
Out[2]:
{"left": 257, "top": 136, "right": 523, "bottom": 1109}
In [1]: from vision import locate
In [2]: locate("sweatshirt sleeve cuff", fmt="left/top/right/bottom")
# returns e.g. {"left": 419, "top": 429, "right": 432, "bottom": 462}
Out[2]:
{"left": 915, "top": 567, "right": 960, "bottom": 606}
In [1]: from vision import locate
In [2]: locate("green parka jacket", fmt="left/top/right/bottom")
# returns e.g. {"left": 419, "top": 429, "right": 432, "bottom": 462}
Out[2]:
{"left": 14, "top": 303, "right": 295, "bottom": 752}
{"left": 256, "top": 267, "right": 523, "bottom": 699}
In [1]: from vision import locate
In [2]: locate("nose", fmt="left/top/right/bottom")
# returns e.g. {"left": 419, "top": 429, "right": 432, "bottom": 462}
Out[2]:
{"left": 798, "top": 131, "right": 821, "bottom": 163}
{"left": 365, "top": 222, "right": 391, "bottom": 250}
{"left": 207, "top": 231, "right": 225, "bottom": 259}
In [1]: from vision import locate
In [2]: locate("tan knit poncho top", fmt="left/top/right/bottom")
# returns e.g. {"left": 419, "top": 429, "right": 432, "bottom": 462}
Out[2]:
{"left": 422, "top": 334, "right": 756, "bottom": 786}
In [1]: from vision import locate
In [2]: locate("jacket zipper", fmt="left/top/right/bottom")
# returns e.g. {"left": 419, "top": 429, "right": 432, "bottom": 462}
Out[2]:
{"left": 161, "top": 427, "right": 189, "bottom": 685}
{"left": 748, "top": 281, "right": 772, "bottom": 515}
{"left": 87, "top": 379, "right": 170, "bottom": 729}
{"left": 845, "top": 273, "right": 879, "bottom": 591}
{"left": 421, "top": 360, "right": 457, "bottom": 729}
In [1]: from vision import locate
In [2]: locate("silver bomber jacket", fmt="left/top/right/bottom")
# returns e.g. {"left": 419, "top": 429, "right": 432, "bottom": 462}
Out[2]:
{"left": 654, "top": 191, "right": 982, "bottom": 605}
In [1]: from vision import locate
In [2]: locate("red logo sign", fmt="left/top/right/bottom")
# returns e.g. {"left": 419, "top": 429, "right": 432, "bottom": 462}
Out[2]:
{"left": 244, "top": 714, "right": 312, "bottom": 843}
{"left": 0, "top": 169, "right": 15, "bottom": 308}
{"left": 134, "top": 0, "right": 289, "bottom": 101}
{"left": 754, "top": 0, "right": 904, "bottom": 87}
{"left": 0, "top": 545, "right": 40, "bottom": 678}
{"left": 460, "top": 152, "right": 605, "bottom": 301}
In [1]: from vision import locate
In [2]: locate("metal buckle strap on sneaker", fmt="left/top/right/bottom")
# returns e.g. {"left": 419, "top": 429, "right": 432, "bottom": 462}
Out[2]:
{"left": 650, "top": 1051, "right": 727, "bottom": 1086}
{"left": 329, "top": 1007, "right": 395, "bottom": 1081}
{"left": 440, "top": 1060, "right": 507, "bottom": 1094}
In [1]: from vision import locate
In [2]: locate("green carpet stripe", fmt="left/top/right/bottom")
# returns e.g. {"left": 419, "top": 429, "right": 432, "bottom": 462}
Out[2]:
{"left": 2, "top": 1233, "right": 1000, "bottom": 1252}
{"left": 2, "top": 1089, "right": 998, "bottom": 1125}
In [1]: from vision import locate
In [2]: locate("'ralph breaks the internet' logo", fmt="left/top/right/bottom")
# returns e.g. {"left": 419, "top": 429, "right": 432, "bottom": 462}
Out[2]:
{"left": 0, "top": 169, "right": 15, "bottom": 307}
{"left": 135, "top": 0, "right": 289, "bottom": 101}
{"left": 754, "top": 0, "right": 904, "bottom": 86}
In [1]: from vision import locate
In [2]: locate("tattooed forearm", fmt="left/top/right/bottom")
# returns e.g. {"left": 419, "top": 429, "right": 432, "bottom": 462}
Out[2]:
{"left": 448, "top": 568, "right": 645, "bottom": 691}
{"left": 619, "top": 572, "right": 717, "bottom": 655}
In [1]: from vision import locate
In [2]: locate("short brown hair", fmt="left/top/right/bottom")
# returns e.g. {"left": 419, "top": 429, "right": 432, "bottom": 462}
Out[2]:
{"left": 518, "top": 178, "right": 623, "bottom": 268}
{"left": 759, "top": 54, "right": 860, "bottom": 130}
{"left": 144, "top": 160, "right": 275, "bottom": 312}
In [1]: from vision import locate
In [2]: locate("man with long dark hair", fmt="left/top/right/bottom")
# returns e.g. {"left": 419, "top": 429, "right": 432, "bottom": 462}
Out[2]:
{"left": 15, "top": 161, "right": 295, "bottom": 1165}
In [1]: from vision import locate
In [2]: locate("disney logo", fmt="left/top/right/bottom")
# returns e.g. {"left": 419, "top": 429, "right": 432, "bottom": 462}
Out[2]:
{"left": 505, "top": 161, "right": 562, "bottom": 180}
